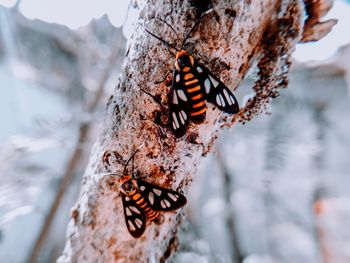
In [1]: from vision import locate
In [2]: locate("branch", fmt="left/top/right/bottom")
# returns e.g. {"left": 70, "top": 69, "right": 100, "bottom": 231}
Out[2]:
{"left": 57, "top": 0, "right": 331, "bottom": 261}
{"left": 300, "top": 0, "right": 337, "bottom": 43}
{"left": 216, "top": 150, "right": 244, "bottom": 262}
{"left": 28, "top": 31, "right": 125, "bottom": 263}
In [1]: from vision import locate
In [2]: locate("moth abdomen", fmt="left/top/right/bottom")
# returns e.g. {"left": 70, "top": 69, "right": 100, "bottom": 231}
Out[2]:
{"left": 131, "top": 191, "right": 159, "bottom": 221}
{"left": 182, "top": 67, "right": 207, "bottom": 123}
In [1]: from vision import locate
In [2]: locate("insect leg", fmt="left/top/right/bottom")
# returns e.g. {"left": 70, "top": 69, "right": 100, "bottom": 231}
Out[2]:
{"left": 154, "top": 71, "right": 171, "bottom": 85}
{"left": 139, "top": 88, "right": 164, "bottom": 109}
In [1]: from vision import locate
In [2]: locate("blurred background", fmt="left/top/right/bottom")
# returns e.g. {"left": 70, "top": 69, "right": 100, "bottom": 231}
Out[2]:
{"left": 0, "top": 1, "right": 349, "bottom": 262}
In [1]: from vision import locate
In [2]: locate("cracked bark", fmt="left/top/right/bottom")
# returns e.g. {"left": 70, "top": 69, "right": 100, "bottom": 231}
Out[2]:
{"left": 58, "top": 0, "right": 335, "bottom": 262}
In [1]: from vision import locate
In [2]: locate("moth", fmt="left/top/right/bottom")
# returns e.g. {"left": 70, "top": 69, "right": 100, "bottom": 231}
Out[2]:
{"left": 146, "top": 10, "right": 240, "bottom": 137}
{"left": 103, "top": 150, "right": 187, "bottom": 238}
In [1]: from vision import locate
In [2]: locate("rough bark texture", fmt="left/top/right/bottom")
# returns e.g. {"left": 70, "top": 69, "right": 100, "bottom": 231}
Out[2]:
{"left": 301, "top": 0, "right": 337, "bottom": 43}
{"left": 58, "top": 0, "right": 334, "bottom": 262}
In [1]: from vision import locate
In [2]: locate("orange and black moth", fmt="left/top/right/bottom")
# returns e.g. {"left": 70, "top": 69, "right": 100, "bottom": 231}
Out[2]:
{"left": 170, "top": 50, "right": 239, "bottom": 137}
{"left": 146, "top": 10, "right": 240, "bottom": 137}
{"left": 103, "top": 150, "right": 187, "bottom": 238}
{"left": 119, "top": 175, "right": 186, "bottom": 238}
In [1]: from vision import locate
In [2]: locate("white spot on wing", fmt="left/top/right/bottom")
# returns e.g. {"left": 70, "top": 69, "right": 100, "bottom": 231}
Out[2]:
{"left": 164, "top": 199, "right": 171, "bottom": 207}
{"left": 209, "top": 75, "right": 219, "bottom": 88}
{"left": 148, "top": 191, "right": 154, "bottom": 205}
{"left": 216, "top": 95, "right": 222, "bottom": 106}
{"left": 172, "top": 121, "right": 177, "bottom": 130}
{"left": 135, "top": 218, "right": 143, "bottom": 228}
{"left": 219, "top": 94, "right": 226, "bottom": 107}
{"left": 179, "top": 111, "right": 185, "bottom": 125}
{"left": 204, "top": 79, "right": 211, "bottom": 94}
{"left": 177, "top": 90, "right": 187, "bottom": 101}
{"left": 126, "top": 207, "right": 132, "bottom": 216}
{"left": 128, "top": 220, "right": 136, "bottom": 231}
{"left": 223, "top": 89, "right": 232, "bottom": 105}
{"left": 230, "top": 95, "right": 236, "bottom": 105}
{"left": 129, "top": 206, "right": 140, "bottom": 214}
{"left": 196, "top": 66, "right": 203, "bottom": 73}
{"left": 168, "top": 193, "right": 178, "bottom": 201}
{"left": 172, "top": 113, "right": 179, "bottom": 129}
{"left": 161, "top": 200, "right": 167, "bottom": 209}
{"left": 140, "top": 186, "right": 146, "bottom": 191}
{"left": 180, "top": 111, "right": 187, "bottom": 121}
{"left": 125, "top": 196, "right": 130, "bottom": 201}
{"left": 175, "top": 74, "right": 180, "bottom": 82}
{"left": 172, "top": 91, "right": 178, "bottom": 105}
{"left": 153, "top": 189, "right": 162, "bottom": 196}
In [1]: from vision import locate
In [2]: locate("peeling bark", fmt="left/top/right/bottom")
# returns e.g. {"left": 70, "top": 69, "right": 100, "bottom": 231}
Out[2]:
{"left": 301, "top": 0, "right": 337, "bottom": 43}
{"left": 58, "top": 0, "right": 333, "bottom": 262}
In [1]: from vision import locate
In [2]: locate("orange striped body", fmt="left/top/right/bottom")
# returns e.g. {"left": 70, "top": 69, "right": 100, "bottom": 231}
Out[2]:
{"left": 130, "top": 191, "right": 159, "bottom": 221}
{"left": 182, "top": 68, "right": 207, "bottom": 123}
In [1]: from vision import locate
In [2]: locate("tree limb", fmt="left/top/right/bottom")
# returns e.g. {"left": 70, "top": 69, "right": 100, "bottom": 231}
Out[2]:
{"left": 58, "top": 0, "right": 333, "bottom": 262}
{"left": 300, "top": 0, "right": 337, "bottom": 43}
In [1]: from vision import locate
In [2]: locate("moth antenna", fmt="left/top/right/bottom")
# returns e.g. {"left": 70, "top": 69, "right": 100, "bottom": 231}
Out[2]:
{"left": 123, "top": 149, "right": 139, "bottom": 175}
{"left": 123, "top": 143, "right": 146, "bottom": 176}
{"left": 168, "top": 48, "right": 176, "bottom": 57}
{"left": 145, "top": 29, "right": 179, "bottom": 52}
{"left": 131, "top": 150, "right": 135, "bottom": 177}
{"left": 181, "top": 8, "right": 214, "bottom": 49}
{"left": 99, "top": 173, "right": 120, "bottom": 177}
{"left": 156, "top": 17, "right": 181, "bottom": 43}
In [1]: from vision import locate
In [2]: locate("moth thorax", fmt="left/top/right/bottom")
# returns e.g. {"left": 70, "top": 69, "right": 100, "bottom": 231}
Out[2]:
{"left": 119, "top": 175, "right": 131, "bottom": 184}
{"left": 120, "top": 177, "right": 137, "bottom": 195}
{"left": 175, "top": 50, "right": 194, "bottom": 71}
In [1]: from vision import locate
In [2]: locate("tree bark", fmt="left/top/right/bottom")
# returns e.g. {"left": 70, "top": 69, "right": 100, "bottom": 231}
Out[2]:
{"left": 58, "top": 0, "right": 334, "bottom": 262}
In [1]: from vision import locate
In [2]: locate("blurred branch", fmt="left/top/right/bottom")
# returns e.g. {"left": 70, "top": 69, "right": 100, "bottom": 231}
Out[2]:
{"left": 310, "top": 101, "right": 330, "bottom": 263}
{"left": 216, "top": 150, "right": 244, "bottom": 262}
{"left": 28, "top": 33, "right": 124, "bottom": 263}
{"left": 13, "top": 0, "right": 22, "bottom": 10}
{"left": 301, "top": 0, "right": 337, "bottom": 43}
{"left": 312, "top": 189, "right": 330, "bottom": 263}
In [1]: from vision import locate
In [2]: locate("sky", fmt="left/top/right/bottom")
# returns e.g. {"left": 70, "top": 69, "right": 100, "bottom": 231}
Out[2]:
{"left": 0, "top": 0, "right": 350, "bottom": 62}
{"left": 0, "top": 0, "right": 130, "bottom": 28}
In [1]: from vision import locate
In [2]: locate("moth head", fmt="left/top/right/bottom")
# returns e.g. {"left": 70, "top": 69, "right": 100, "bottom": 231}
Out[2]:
{"left": 119, "top": 176, "right": 137, "bottom": 195}
{"left": 175, "top": 50, "right": 194, "bottom": 70}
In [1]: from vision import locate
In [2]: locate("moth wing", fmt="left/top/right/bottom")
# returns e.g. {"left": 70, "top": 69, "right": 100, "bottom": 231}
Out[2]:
{"left": 169, "top": 68, "right": 191, "bottom": 138}
{"left": 121, "top": 193, "right": 147, "bottom": 238}
{"left": 195, "top": 61, "right": 239, "bottom": 114}
{"left": 137, "top": 179, "right": 187, "bottom": 211}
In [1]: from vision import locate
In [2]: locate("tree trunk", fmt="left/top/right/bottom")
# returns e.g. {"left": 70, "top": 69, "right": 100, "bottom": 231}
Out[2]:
{"left": 58, "top": 0, "right": 335, "bottom": 262}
